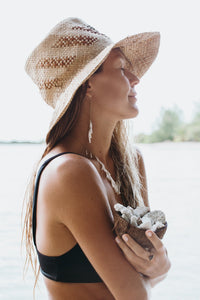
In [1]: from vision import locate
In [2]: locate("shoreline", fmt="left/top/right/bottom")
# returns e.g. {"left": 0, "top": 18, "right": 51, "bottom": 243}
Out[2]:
{"left": 0, "top": 140, "right": 199, "bottom": 145}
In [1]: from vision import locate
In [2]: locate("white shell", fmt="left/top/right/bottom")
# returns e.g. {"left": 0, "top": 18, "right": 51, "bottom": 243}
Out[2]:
{"left": 114, "top": 203, "right": 166, "bottom": 232}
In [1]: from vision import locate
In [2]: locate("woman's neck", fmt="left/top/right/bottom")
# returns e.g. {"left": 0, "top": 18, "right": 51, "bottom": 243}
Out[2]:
{"left": 61, "top": 101, "right": 117, "bottom": 166}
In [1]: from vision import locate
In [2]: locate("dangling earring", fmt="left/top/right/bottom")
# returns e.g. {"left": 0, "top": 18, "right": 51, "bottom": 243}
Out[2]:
{"left": 88, "top": 99, "right": 93, "bottom": 144}
{"left": 88, "top": 120, "right": 93, "bottom": 143}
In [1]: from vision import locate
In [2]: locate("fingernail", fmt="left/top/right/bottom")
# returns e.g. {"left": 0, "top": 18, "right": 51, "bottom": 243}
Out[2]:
{"left": 146, "top": 231, "right": 152, "bottom": 237}
{"left": 115, "top": 237, "right": 120, "bottom": 243}
{"left": 122, "top": 235, "right": 128, "bottom": 242}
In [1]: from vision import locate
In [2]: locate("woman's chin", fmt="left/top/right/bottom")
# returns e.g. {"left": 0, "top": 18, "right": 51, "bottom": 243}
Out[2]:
{"left": 119, "top": 102, "right": 139, "bottom": 120}
{"left": 123, "top": 108, "right": 139, "bottom": 120}
{"left": 129, "top": 104, "right": 139, "bottom": 117}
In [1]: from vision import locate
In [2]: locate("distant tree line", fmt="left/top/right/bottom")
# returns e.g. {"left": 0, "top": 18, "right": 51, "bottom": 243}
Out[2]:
{"left": 1, "top": 102, "right": 199, "bottom": 144}
{"left": 135, "top": 102, "right": 200, "bottom": 143}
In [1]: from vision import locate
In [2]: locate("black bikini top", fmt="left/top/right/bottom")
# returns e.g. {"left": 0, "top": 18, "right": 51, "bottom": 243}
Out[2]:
{"left": 32, "top": 152, "right": 102, "bottom": 283}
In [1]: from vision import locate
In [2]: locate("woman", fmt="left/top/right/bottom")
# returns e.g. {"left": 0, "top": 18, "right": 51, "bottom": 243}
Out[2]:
{"left": 23, "top": 17, "right": 171, "bottom": 299}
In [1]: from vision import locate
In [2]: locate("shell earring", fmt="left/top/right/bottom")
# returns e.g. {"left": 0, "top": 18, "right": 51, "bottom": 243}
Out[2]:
{"left": 88, "top": 99, "right": 93, "bottom": 143}
{"left": 88, "top": 120, "right": 93, "bottom": 143}
{"left": 88, "top": 100, "right": 93, "bottom": 144}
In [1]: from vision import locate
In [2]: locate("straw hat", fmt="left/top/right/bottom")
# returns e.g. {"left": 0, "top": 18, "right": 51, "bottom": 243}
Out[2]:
{"left": 25, "top": 17, "right": 160, "bottom": 136}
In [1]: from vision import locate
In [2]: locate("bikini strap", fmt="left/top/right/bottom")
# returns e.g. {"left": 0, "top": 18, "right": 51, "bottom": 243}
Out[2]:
{"left": 32, "top": 152, "right": 83, "bottom": 246}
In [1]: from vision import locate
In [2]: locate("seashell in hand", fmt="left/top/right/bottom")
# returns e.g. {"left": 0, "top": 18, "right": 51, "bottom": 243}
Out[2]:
{"left": 113, "top": 204, "right": 167, "bottom": 250}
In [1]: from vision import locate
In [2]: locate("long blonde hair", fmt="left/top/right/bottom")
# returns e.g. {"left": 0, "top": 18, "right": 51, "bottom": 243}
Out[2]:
{"left": 22, "top": 69, "right": 145, "bottom": 290}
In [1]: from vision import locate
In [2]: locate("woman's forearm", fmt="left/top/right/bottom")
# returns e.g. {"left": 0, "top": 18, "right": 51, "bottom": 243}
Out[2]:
{"left": 129, "top": 273, "right": 151, "bottom": 300}
{"left": 141, "top": 271, "right": 168, "bottom": 289}
{"left": 115, "top": 272, "right": 151, "bottom": 300}
{"left": 142, "top": 275, "right": 152, "bottom": 299}
{"left": 149, "top": 273, "right": 168, "bottom": 287}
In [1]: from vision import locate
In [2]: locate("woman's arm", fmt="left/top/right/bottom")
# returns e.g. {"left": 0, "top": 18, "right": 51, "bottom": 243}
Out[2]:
{"left": 149, "top": 273, "right": 168, "bottom": 287}
{"left": 115, "top": 148, "right": 171, "bottom": 286}
{"left": 115, "top": 231, "right": 171, "bottom": 287}
{"left": 44, "top": 154, "right": 150, "bottom": 300}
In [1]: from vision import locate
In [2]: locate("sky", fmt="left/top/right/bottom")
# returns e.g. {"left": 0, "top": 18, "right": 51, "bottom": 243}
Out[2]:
{"left": 0, "top": 0, "right": 199, "bottom": 141}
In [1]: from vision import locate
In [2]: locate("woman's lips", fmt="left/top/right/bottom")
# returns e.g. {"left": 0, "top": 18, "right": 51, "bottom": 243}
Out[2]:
{"left": 128, "top": 94, "right": 137, "bottom": 103}
{"left": 128, "top": 94, "right": 137, "bottom": 100}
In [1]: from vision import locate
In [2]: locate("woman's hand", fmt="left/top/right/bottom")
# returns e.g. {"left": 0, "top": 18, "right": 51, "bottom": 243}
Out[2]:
{"left": 115, "top": 230, "right": 171, "bottom": 281}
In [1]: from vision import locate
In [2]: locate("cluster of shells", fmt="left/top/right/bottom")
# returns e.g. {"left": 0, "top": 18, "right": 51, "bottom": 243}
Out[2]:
{"left": 113, "top": 204, "right": 167, "bottom": 250}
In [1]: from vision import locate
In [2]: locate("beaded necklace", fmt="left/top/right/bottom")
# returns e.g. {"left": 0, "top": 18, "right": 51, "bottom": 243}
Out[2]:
{"left": 64, "top": 137, "right": 121, "bottom": 195}
{"left": 85, "top": 149, "right": 121, "bottom": 195}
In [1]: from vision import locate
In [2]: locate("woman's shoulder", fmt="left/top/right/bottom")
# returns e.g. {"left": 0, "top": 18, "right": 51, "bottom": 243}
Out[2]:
{"left": 38, "top": 151, "right": 105, "bottom": 204}
{"left": 40, "top": 151, "right": 99, "bottom": 182}
{"left": 38, "top": 151, "right": 109, "bottom": 229}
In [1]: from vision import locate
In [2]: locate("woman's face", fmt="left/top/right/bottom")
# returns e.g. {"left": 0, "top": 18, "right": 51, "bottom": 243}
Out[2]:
{"left": 88, "top": 48, "right": 140, "bottom": 120}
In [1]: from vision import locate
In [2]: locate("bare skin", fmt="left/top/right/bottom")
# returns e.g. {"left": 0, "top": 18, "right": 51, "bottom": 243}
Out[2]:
{"left": 35, "top": 48, "right": 170, "bottom": 299}
{"left": 115, "top": 151, "right": 171, "bottom": 287}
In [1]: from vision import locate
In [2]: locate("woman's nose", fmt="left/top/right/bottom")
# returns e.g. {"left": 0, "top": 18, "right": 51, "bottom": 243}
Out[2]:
{"left": 128, "top": 72, "right": 140, "bottom": 86}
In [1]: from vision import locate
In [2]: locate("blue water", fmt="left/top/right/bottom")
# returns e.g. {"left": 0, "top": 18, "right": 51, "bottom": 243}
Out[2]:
{"left": 0, "top": 142, "right": 199, "bottom": 299}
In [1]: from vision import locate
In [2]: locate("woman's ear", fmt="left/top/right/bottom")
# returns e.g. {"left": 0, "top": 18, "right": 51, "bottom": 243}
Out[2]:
{"left": 85, "top": 80, "right": 93, "bottom": 98}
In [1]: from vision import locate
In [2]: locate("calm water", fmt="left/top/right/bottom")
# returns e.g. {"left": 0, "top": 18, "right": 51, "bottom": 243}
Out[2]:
{"left": 0, "top": 142, "right": 200, "bottom": 300}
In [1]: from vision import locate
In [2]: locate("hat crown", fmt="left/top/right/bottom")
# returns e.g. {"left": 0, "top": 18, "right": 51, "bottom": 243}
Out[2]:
{"left": 50, "top": 17, "right": 109, "bottom": 39}
{"left": 25, "top": 18, "right": 113, "bottom": 108}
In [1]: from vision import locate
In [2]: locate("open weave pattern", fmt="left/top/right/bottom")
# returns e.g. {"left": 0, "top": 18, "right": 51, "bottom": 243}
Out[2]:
{"left": 72, "top": 24, "right": 107, "bottom": 36}
{"left": 38, "top": 78, "right": 64, "bottom": 90}
{"left": 36, "top": 56, "right": 76, "bottom": 69}
{"left": 52, "top": 35, "right": 98, "bottom": 47}
{"left": 25, "top": 17, "right": 160, "bottom": 135}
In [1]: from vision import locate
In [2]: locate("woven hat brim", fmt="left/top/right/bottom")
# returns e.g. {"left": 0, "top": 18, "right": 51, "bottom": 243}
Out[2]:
{"left": 47, "top": 32, "right": 160, "bottom": 137}
{"left": 115, "top": 32, "right": 160, "bottom": 78}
